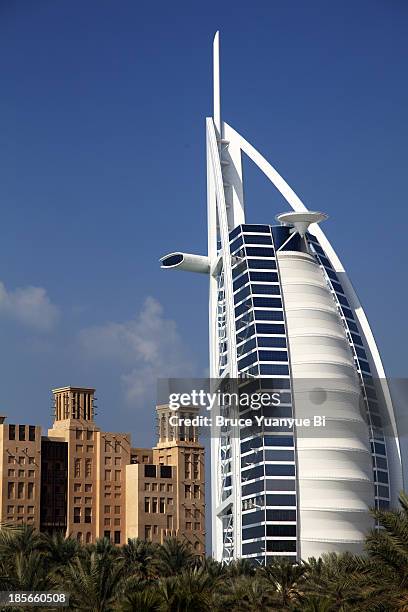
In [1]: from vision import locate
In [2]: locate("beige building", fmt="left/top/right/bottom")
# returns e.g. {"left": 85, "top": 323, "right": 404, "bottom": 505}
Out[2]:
{"left": 0, "top": 417, "right": 42, "bottom": 529}
{"left": 0, "top": 387, "right": 205, "bottom": 553}
{"left": 126, "top": 404, "right": 205, "bottom": 554}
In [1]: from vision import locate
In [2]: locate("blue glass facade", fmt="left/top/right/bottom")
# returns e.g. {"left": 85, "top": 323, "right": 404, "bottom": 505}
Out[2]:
{"left": 228, "top": 224, "right": 297, "bottom": 563}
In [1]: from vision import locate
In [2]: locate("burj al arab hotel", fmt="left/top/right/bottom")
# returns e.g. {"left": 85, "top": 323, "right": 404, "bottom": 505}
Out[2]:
{"left": 160, "top": 33, "right": 403, "bottom": 564}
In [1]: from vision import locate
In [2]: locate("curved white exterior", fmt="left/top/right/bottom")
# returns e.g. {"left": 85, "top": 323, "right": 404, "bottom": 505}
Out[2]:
{"left": 278, "top": 251, "right": 374, "bottom": 558}
{"left": 160, "top": 33, "right": 403, "bottom": 564}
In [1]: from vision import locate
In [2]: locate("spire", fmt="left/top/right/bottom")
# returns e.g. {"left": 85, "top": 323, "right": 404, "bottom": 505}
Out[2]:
{"left": 213, "top": 31, "right": 221, "bottom": 136}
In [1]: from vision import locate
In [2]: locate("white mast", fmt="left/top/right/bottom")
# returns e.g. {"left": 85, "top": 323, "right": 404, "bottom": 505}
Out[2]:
{"left": 213, "top": 31, "right": 221, "bottom": 136}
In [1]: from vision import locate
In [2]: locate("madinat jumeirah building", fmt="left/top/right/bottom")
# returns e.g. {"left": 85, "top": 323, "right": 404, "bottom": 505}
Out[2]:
{"left": 160, "top": 33, "right": 403, "bottom": 564}
{"left": 0, "top": 387, "right": 205, "bottom": 553}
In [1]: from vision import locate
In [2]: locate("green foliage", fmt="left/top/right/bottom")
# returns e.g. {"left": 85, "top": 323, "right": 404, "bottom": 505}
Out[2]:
{"left": 0, "top": 493, "right": 408, "bottom": 611}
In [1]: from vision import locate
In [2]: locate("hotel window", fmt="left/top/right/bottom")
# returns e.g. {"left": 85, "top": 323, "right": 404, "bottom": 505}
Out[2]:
{"left": 145, "top": 526, "right": 151, "bottom": 540}
{"left": 74, "top": 483, "right": 81, "bottom": 492}
{"left": 167, "top": 484, "right": 173, "bottom": 492}
{"left": 86, "top": 532, "right": 91, "bottom": 544}
{"left": 85, "top": 484, "right": 92, "bottom": 492}
{"left": 115, "top": 457, "right": 121, "bottom": 466}
{"left": 18, "top": 425, "right": 25, "bottom": 441}
{"left": 160, "top": 484, "right": 165, "bottom": 492}
{"left": 194, "top": 522, "right": 200, "bottom": 530}
{"left": 28, "top": 457, "right": 34, "bottom": 465}
{"left": 85, "top": 497, "right": 92, "bottom": 505}
{"left": 74, "top": 459, "right": 81, "bottom": 478}
{"left": 8, "top": 456, "right": 15, "bottom": 464}
{"left": 76, "top": 430, "right": 82, "bottom": 440}
{"left": 86, "top": 445, "right": 93, "bottom": 453}
{"left": 104, "top": 530, "right": 111, "bottom": 540}
{"left": 194, "top": 509, "right": 200, "bottom": 518}
{"left": 17, "top": 483, "right": 24, "bottom": 499}
{"left": 151, "top": 483, "right": 157, "bottom": 492}
{"left": 105, "top": 457, "right": 112, "bottom": 466}
{"left": 87, "top": 431, "right": 93, "bottom": 441}
{"left": 7, "top": 506, "right": 14, "bottom": 514}
{"left": 105, "top": 441, "right": 112, "bottom": 452}
{"left": 8, "top": 469, "right": 15, "bottom": 477}
{"left": 76, "top": 445, "right": 83, "bottom": 453}
{"left": 74, "top": 507, "right": 81, "bottom": 523}
{"left": 105, "top": 470, "right": 111, "bottom": 481}
{"left": 186, "top": 522, "right": 192, "bottom": 530}
{"left": 152, "top": 498, "right": 158, "bottom": 513}
{"left": 185, "top": 509, "right": 192, "bottom": 519}
{"left": 167, "top": 498, "right": 173, "bottom": 506}
{"left": 145, "top": 483, "right": 151, "bottom": 491}
{"left": 28, "top": 506, "right": 34, "bottom": 514}
{"left": 114, "top": 518, "right": 120, "bottom": 526}
{"left": 85, "top": 459, "right": 92, "bottom": 477}
{"left": 104, "top": 518, "right": 111, "bottom": 526}
{"left": 184, "top": 454, "right": 190, "bottom": 479}
{"left": 28, "top": 426, "right": 35, "bottom": 442}
{"left": 185, "top": 485, "right": 191, "bottom": 499}
{"left": 153, "top": 525, "right": 158, "bottom": 535}
{"left": 142, "top": 455, "right": 149, "bottom": 463}
{"left": 114, "top": 506, "right": 120, "bottom": 514}
{"left": 74, "top": 497, "right": 81, "bottom": 504}
{"left": 193, "top": 485, "right": 200, "bottom": 499}
{"left": 159, "top": 498, "right": 165, "bottom": 513}
{"left": 193, "top": 455, "right": 199, "bottom": 479}
{"left": 8, "top": 425, "right": 15, "bottom": 440}
{"left": 28, "top": 470, "right": 35, "bottom": 477}
{"left": 114, "top": 531, "right": 121, "bottom": 544}
{"left": 114, "top": 470, "right": 121, "bottom": 482}
{"left": 160, "top": 465, "right": 172, "bottom": 479}
{"left": 144, "top": 465, "right": 156, "bottom": 478}
{"left": 85, "top": 508, "right": 92, "bottom": 523}
{"left": 8, "top": 483, "right": 15, "bottom": 499}
{"left": 144, "top": 498, "right": 150, "bottom": 513}
{"left": 115, "top": 441, "right": 121, "bottom": 453}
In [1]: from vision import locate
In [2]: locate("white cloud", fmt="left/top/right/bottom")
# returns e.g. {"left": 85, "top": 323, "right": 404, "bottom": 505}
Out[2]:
{"left": 0, "top": 281, "right": 59, "bottom": 332}
{"left": 78, "top": 296, "right": 195, "bottom": 403}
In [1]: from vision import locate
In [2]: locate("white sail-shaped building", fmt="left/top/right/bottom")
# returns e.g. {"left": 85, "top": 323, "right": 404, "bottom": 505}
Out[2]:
{"left": 160, "top": 33, "right": 403, "bottom": 563}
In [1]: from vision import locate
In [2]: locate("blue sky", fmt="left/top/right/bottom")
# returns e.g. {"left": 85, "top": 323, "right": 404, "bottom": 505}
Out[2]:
{"left": 0, "top": 0, "right": 407, "bottom": 446}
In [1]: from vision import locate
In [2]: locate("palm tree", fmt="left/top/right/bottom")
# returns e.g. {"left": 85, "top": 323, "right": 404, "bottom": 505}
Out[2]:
{"left": 193, "top": 555, "right": 226, "bottom": 580}
{"left": 218, "top": 574, "right": 273, "bottom": 611}
{"left": 365, "top": 491, "right": 408, "bottom": 610}
{"left": 0, "top": 524, "right": 42, "bottom": 557}
{"left": 225, "top": 558, "right": 256, "bottom": 577}
{"left": 62, "top": 545, "right": 124, "bottom": 611}
{"left": 41, "top": 531, "right": 79, "bottom": 576}
{"left": 117, "top": 586, "right": 161, "bottom": 612}
{"left": 118, "top": 538, "right": 156, "bottom": 579}
{"left": 153, "top": 537, "right": 194, "bottom": 577}
{"left": 156, "top": 567, "right": 214, "bottom": 611}
{"left": 0, "top": 550, "right": 54, "bottom": 591}
{"left": 292, "top": 594, "right": 334, "bottom": 612}
{"left": 303, "top": 553, "right": 375, "bottom": 611}
{"left": 260, "top": 558, "right": 306, "bottom": 609}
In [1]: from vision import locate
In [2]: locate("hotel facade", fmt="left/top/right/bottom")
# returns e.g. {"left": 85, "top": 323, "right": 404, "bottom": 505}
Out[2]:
{"left": 160, "top": 33, "right": 403, "bottom": 564}
{"left": 0, "top": 387, "right": 205, "bottom": 553}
